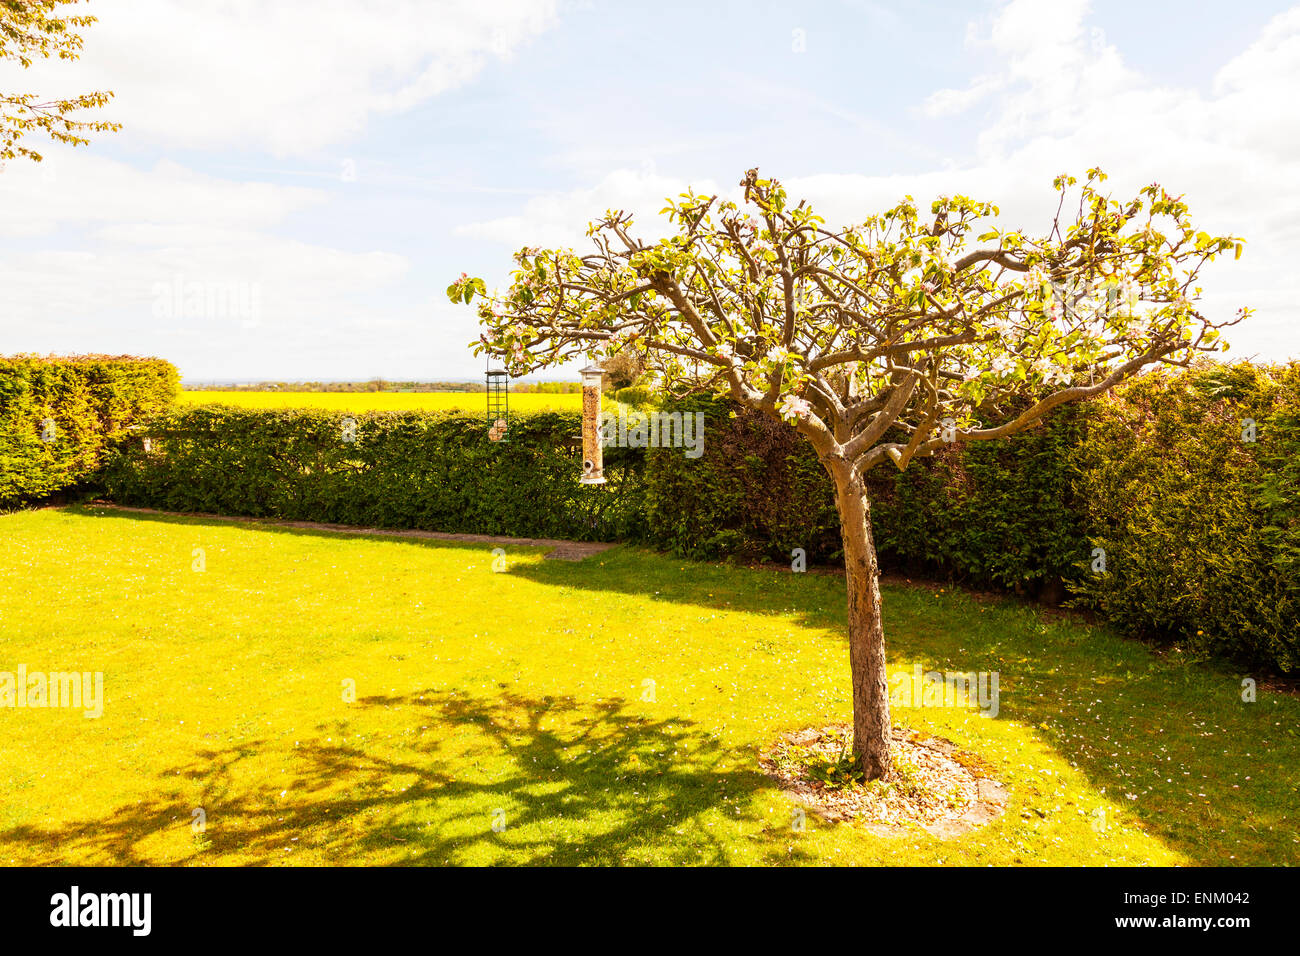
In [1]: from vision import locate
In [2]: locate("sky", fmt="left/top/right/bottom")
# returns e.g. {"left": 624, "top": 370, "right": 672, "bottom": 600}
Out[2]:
{"left": 1, "top": 0, "right": 1297, "bottom": 384}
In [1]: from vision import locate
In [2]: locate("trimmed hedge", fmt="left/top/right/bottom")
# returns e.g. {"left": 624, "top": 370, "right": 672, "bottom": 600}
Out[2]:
{"left": 644, "top": 395, "right": 1086, "bottom": 596}
{"left": 103, "top": 406, "right": 645, "bottom": 542}
{"left": 869, "top": 405, "right": 1086, "bottom": 597}
{"left": 0, "top": 354, "right": 178, "bottom": 509}
{"left": 644, "top": 395, "right": 841, "bottom": 562}
{"left": 1067, "top": 363, "right": 1300, "bottom": 671}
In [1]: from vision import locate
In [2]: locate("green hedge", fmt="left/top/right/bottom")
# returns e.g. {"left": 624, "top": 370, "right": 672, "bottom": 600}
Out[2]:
{"left": 644, "top": 395, "right": 1086, "bottom": 596}
{"left": 869, "top": 405, "right": 1087, "bottom": 597}
{"left": 643, "top": 395, "right": 841, "bottom": 562}
{"left": 0, "top": 354, "right": 178, "bottom": 509}
{"left": 1067, "top": 363, "right": 1300, "bottom": 671}
{"left": 103, "top": 406, "right": 645, "bottom": 542}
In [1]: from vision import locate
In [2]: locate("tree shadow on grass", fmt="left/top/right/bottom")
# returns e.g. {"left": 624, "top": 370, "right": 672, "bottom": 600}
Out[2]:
{"left": 45, "top": 507, "right": 1300, "bottom": 864}
{"left": 1, "top": 690, "right": 804, "bottom": 866}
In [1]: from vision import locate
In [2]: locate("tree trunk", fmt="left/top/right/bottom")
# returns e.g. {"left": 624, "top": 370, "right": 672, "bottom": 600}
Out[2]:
{"left": 830, "top": 465, "right": 893, "bottom": 780}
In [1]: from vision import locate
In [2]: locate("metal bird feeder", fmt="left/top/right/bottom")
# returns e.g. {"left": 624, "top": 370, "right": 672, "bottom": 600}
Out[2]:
{"left": 486, "top": 364, "right": 509, "bottom": 442}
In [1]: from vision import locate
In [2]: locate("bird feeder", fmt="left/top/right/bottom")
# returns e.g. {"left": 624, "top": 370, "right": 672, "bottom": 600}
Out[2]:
{"left": 486, "top": 365, "right": 509, "bottom": 442}
{"left": 579, "top": 364, "right": 605, "bottom": 484}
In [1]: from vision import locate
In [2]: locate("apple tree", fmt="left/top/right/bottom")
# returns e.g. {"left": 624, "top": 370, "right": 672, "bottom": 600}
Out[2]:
{"left": 449, "top": 167, "right": 1248, "bottom": 779}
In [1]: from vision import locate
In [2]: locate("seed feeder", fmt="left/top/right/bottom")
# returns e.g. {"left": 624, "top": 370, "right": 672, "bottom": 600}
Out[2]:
{"left": 579, "top": 363, "right": 605, "bottom": 484}
{"left": 486, "top": 363, "right": 509, "bottom": 442}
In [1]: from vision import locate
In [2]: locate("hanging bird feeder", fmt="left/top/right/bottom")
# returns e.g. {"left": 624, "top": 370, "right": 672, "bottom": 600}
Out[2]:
{"left": 486, "top": 364, "right": 509, "bottom": 442}
{"left": 579, "top": 363, "right": 605, "bottom": 484}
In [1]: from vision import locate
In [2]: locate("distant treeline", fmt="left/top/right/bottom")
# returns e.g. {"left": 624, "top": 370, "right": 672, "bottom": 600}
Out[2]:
{"left": 181, "top": 380, "right": 583, "bottom": 394}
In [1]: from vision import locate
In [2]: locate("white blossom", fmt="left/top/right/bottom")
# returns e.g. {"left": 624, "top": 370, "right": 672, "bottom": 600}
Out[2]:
{"left": 778, "top": 393, "right": 811, "bottom": 422}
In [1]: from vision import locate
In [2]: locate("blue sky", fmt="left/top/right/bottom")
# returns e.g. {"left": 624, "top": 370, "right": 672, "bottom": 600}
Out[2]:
{"left": 1, "top": 0, "right": 1297, "bottom": 383}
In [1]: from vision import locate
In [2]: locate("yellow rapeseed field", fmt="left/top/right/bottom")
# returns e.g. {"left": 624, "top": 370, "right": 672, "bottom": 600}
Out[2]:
{"left": 178, "top": 391, "right": 583, "bottom": 413}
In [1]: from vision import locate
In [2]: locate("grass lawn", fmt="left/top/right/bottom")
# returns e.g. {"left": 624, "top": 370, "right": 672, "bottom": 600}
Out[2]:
{"left": 177, "top": 390, "right": 583, "bottom": 413}
{"left": 0, "top": 506, "right": 1295, "bottom": 866}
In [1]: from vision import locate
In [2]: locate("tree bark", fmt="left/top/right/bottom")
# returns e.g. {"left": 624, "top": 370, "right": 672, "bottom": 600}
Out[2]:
{"left": 830, "top": 464, "right": 893, "bottom": 780}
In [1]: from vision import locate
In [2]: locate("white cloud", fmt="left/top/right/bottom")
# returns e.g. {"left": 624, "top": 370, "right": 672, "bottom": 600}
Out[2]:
{"left": 0, "top": 154, "right": 325, "bottom": 238}
{"left": 937, "top": 0, "right": 1300, "bottom": 360}
{"left": 0, "top": 235, "right": 407, "bottom": 329}
{"left": 1212, "top": 7, "right": 1300, "bottom": 162}
{"left": 0, "top": 152, "right": 408, "bottom": 365}
{"left": 922, "top": 75, "right": 1004, "bottom": 118}
{"left": 0, "top": 0, "right": 559, "bottom": 156}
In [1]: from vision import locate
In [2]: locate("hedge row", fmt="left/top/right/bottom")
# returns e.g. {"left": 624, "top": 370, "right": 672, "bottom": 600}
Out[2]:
{"left": 645, "top": 395, "right": 1087, "bottom": 595}
{"left": 92, "top": 362, "right": 1299, "bottom": 671}
{"left": 0, "top": 355, "right": 179, "bottom": 510}
{"left": 102, "top": 406, "right": 645, "bottom": 542}
{"left": 1068, "top": 363, "right": 1300, "bottom": 671}
{"left": 643, "top": 395, "right": 841, "bottom": 562}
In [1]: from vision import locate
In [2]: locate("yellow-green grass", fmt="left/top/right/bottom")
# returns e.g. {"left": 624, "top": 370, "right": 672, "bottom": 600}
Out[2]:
{"left": 0, "top": 506, "right": 1295, "bottom": 866}
{"left": 177, "top": 391, "right": 582, "bottom": 413}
